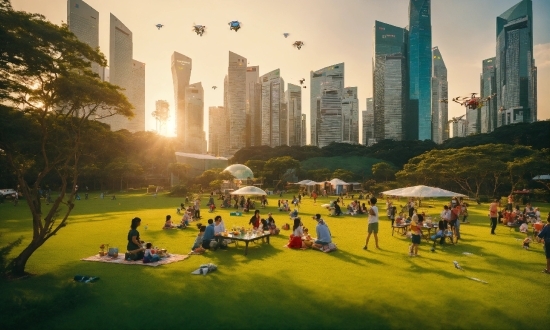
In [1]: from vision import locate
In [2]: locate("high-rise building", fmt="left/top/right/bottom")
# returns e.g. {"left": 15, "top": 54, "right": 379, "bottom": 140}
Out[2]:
{"left": 480, "top": 57, "right": 497, "bottom": 133}
{"left": 280, "top": 102, "right": 288, "bottom": 146}
{"left": 452, "top": 118, "right": 467, "bottom": 138}
{"left": 342, "top": 87, "right": 359, "bottom": 143}
{"left": 310, "top": 63, "right": 344, "bottom": 147}
{"left": 431, "top": 46, "right": 448, "bottom": 144}
{"left": 301, "top": 114, "right": 307, "bottom": 146}
{"left": 260, "top": 69, "right": 284, "bottom": 147}
{"left": 208, "top": 106, "right": 226, "bottom": 156}
{"left": 245, "top": 66, "right": 261, "bottom": 147}
{"left": 171, "top": 52, "right": 192, "bottom": 145}
{"left": 408, "top": 0, "right": 432, "bottom": 141}
{"left": 287, "top": 84, "right": 303, "bottom": 146}
{"left": 362, "top": 98, "right": 374, "bottom": 145}
{"left": 67, "top": 0, "right": 102, "bottom": 79}
{"left": 373, "top": 21, "right": 408, "bottom": 141}
{"left": 226, "top": 51, "right": 247, "bottom": 154}
{"left": 153, "top": 100, "right": 169, "bottom": 134}
{"left": 466, "top": 108, "right": 480, "bottom": 136}
{"left": 183, "top": 82, "right": 206, "bottom": 153}
{"left": 125, "top": 59, "right": 145, "bottom": 132}
{"left": 496, "top": 0, "right": 536, "bottom": 127}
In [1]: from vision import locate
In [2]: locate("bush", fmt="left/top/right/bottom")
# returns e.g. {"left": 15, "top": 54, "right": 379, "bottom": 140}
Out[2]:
{"left": 168, "top": 185, "right": 188, "bottom": 197}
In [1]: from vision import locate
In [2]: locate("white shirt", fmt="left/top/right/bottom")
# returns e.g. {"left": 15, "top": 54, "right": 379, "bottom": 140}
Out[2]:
{"left": 368, "top": 205, "right": 379, "bottom": 224}
{"left": 214, "top": 221, "right": 225, "bottom": 235}
{"left": 441, "top": 209, "right": 451, "bottom": 221}
{"left": 293, "top": 226, "right": 304, "bottom": 237}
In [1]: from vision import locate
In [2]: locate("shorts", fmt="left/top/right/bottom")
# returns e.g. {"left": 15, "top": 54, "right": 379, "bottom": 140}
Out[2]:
{"left": 314, "top": 240, "right": 329, "bottom": 246}
{"left": 411, "top": 234, "right": 421, "bottom": 244}
{"left": 368, "top": 222, "right": 379, "bottom": 234}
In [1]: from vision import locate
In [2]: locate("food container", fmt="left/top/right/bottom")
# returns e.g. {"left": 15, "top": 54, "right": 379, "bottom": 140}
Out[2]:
{"left": 99, "top": 251, "right": 105, "bottom": 257}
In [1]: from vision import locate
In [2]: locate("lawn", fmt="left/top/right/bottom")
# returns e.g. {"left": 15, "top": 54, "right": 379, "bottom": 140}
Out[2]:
{"left": 0, "top": 191, "right": 549, "bottom": 330}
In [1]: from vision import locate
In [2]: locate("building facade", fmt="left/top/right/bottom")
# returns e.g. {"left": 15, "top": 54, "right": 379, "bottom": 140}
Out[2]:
{"left": 362, "top": 98, "right": 375, "bottom": 145}
{"left": 452, "top": 118, "right": 467, "bottom": 138}
{"left": 208, "top": 106, "right": 226, "bottom": 156}
{"left": 183, "top": 82, "right": 206, "bottom": 153}
{"left": 171, "top": 52, "right": 192, "bottom": 145}
{"left": 431, "top": 46, "right": 448, "bottom": 144}
{"left": 260, "top": 69, "right": 284, "bottom": 147}
{"left": 408, "top": 0, "right": 432, "bottom": 140}
{"left": 342, "top": 87, "right": 359, "bottom": 144}
{"left": 373, "top": 21, "right": 408, "bottom": 142}
{"left": 225, "top": 51, "right": 247, "bottom": 155}
{"left": 287, "top": 83, "right": 303, "bottom": 146}
{"left": 310, "top": 63, "right": 345, "bottom": 147}
{"left": 125, "top": 59, "right": 145, "bottom": 132}
{"left": 245, "top": 66, "right": 260, "bottom": 147}
{"left": 496, "top": 0, "right": 537, "bottom": 127}
{"left": 480, "top": 57, "right": 497, "bottom": 133}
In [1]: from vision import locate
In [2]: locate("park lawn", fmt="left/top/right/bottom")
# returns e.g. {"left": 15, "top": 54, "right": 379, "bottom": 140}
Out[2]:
{"left": 0, "top": 192, "right": 549, "bottom": 330}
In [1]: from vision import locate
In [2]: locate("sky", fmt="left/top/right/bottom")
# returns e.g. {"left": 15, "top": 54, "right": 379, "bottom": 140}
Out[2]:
{"left": 10, "top": 0, "right": 550, "bottom": 143}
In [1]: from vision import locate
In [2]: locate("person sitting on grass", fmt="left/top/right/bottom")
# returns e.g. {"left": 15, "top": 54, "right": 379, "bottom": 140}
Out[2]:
{"left": 163, "top": 215, "right": 175, "bottom": 229}
{"left": 286, "top": 218, "right": 307, "bottom": 249}
{"left": 333, "top": 201, "right": 342, "bottom": 216}
{"left": 178, "top": 211, "right": 190, "bottom": 229}
{"left": 126, "top": 217, "right": 145, "bottom": 260}
{"left": 312, "top": 214, "right": 332, "bottom": 250}
{"left": 143, "top": 243, "right": 161, "bottom": 263}
{"left": 191, "top": 225, "right": 206, "bottom": 254}
{"left": 249, "top": 209, "right": 261, "bottom": 229}
{"left": 267, "top": 213, "right": 280, "bottom": 235}
{"left": 201, "top": 219, "right": 216, "bottom": 250}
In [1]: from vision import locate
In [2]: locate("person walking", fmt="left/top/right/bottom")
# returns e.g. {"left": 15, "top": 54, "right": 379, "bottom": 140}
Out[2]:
{"left": 364, "top": 197, "right": 380, "bottom": 250}
{"left": 489, "top": 198, "right": 499, "bottom": 235}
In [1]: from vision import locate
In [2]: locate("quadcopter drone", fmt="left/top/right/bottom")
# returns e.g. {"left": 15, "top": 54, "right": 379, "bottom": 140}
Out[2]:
{"left": 192, "top": 24, "right": 206, "bottom": 36}
{"left": 451, "top": 93, "right": 496, "bottom": 110}
{"left": 212, "top": 86, "right": 217, "bottom": 90}
{"left": 299, "top": 78, "right": 305, "bottom": 85}
{"left": 293, "top": 41, "right": 304, "bottom": 50}
{"left": 229, "top": 21, "right": 241, "bottom": 32}
{"left": 448, "top": 115, "right": 465, "bottom": 123}
{"left": 283, "top": 33, "right": 290, "bottom": 38}
{"left": 155, "top": 24, "right": 164, "bottom": 30}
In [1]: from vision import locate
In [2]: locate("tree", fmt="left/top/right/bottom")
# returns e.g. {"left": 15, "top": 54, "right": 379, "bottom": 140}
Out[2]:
{"left": 0, "top": 1, "right": 132, "bottom": 276}
{"left": 264, "top": 156, "right": 300, "bottom": 188}
{"left": 152, "top": 100, "right": 170, "bottom": 135}
{"left": 331, "top": 169, "right": 355, "bottom": 182}
{"left": 307, "top": 168, "right": 332, "bottom": 182}
{"left": 371, "top": 162, "right": 396, "bottom": 182}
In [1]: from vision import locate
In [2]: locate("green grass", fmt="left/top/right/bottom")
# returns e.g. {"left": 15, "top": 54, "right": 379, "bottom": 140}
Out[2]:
{"left": 0, "top": 192, "right": 549, "bottom": 330}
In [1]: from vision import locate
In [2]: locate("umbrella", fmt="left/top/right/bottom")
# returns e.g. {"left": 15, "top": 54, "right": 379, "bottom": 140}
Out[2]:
{"left": 381, "top": 185, "right": 466, "bottom": 198}
{"left": 294, "top": 180, "right": 313, "bottom": 185}
{"left": 230, "top": 186, "right": 267, "bottom": 196}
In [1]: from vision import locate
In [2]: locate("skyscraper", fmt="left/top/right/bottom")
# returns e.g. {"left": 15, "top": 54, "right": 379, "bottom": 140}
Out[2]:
{"left": 126, "top": 59, "right": 145, "bottom": 132}
{"left": 373, "top": 21, "right": 408, "bottom": 141}
{"left": 431, "top": 46, "right": 448, "bottom": 144}
{"left": 67, "top": 0, "right": 102, "bottom": 79}
{"left": 171, "top": 52, "right": 192, "bottom": 144}
{"left": 260, "top": 69, "right": 284, "bottom": 147}
{"left": 287, "top": 83, "right": 303, "bottom": 146}
{"left": 301, "top": 114, "right": 307, "bottom": 146}
{"left": 452, "top": 118, "right": 467, "bottom": 138}
{"left": 184, "top": 82, "right": 206, "bottom": 153}
{"left": 408, "top": 0, "right": 432, "bottom": 141}
{"left": 480, "top": 57, "right": 497, "bottom": 133}
{"left": 342, "top": 87, "right": 359, "bottom": 143}
{"left": 226, "top": 51, "right": 247, "bottom": 154}
{"left": 310, "top": 63, "right": 344, "bottom": 147}
{"left": 496, "top": 0, "right": 536, "bottom": 127}
{"left": 362, "top": 98, "right": 374, "bottom": 145}
{"left": 208, "top": 106, "right": 226, "bottom": 156}
{"left": 245, "top": 66, "right": 261, "bottom": 147}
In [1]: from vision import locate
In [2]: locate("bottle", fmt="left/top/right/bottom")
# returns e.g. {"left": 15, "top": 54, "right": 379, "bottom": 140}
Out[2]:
{"left": 144, "top": 224, "right": 148, "bottom": 230}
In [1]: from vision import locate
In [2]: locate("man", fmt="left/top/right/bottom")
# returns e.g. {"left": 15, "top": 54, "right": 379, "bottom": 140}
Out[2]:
{"left": 441, "top": 205, "right": 451, "bottom": 224}
{"left": 451, "top": 203, "right": 462, "bottom": 240}
{"left": 213, "top": 215, "right": 228, "bottom": 249}
{"left": 537, "top": 217, "right": 550, "bottom": 274}
{"left": 489, "top": 199, "right": 499, "bottom": 235}
{"left": 202, "top": 219, "right": 217, "bottom": 250}
{"left": 364, "top": 197, "right": 380, "bottom": 250}
{"left": 194, "top": 198, "right": 201, "bottom": 219}
{"left": 311, "top": 214, "right": 332, "bottom": 250}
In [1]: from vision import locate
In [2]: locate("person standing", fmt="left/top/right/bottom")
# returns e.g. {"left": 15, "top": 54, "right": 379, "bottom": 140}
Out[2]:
{"left": 489, "top": 198, "right": 499, "bottom": 235}
{"left": 312, "top": 191, "right": 318, "bottom": 204}
{"left": 507, "top": 194, "right": 513, "bottom": 211}
{"left": 364, "top": 197, "right": 380, "bottom": 250}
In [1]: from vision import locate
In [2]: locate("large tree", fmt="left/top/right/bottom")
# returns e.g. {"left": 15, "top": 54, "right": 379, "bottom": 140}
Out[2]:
{"left": 0, "top": 1, "right": 132, "bottom": 276}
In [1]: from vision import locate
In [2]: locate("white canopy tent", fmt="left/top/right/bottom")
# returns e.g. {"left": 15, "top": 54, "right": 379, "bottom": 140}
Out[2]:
{"left": 381, "top": 185, "right": 466, "bottom": 198}
{"left": 230, "top": 186, "right": 267, "bottom": 196}
{"left": 533, "top": 174, "right": 550, "bottom": 180}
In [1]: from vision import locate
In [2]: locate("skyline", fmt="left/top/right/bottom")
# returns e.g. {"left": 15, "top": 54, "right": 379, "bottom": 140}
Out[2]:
{"left": 11, "top": 0, "right": 550, "bottom": 144}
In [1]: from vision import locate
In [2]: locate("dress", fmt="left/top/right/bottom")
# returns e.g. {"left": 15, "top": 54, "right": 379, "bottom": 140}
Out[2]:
{"left": 127, "top": 229, "right": 141, "bottom": 251}
{"left": 287, "top": 227, "right": 304, "bottom": 249}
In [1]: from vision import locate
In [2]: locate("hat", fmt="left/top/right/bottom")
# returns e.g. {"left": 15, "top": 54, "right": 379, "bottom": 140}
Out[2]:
{"left": 312, "top": 214, "right": 321, "bottom": 220}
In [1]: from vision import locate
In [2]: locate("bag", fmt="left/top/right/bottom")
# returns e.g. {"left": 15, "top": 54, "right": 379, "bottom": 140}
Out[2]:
{"left": 125, "top": 251, "right": 139, "bottom": 261}
{"left": 282, "top": 223, "right": 290, "bottom": 230}
{"left": 209, "top": 240, "right": 218, "bottom": 249}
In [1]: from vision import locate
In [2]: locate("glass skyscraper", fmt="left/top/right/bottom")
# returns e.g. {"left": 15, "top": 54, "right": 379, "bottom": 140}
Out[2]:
{"left": 362, "top": 98, "right": 374, "bottom": 145}
{"left": 373, "top": 21, "right": 408, "bottom": 141}
{"left": 408, "top": 0, "right": 432, "bottom": 141}
{"left": 431, "top": 46, "right": 448, "bottom": 144}
{"left": 260, "top": 69, "right": 284, "bottom": 147}
{"left": 226, "top": 51, "right": 247, "bottom": 155}
{"left": 480, "top": 57, "right": 497, "bottom": 133}
{"left": 287, "top": 83, "right": 303, "bottom": 146}
{"left": 183, "top": 82, "right": 206, "bottom": 154}
{"left": 496, "top": 0, "right": 536, "bottom": 127}
{"left": 245, "top": 66, "right": 260, "bottom": 147}
{"left": 171, "top": 52, "right": 192, "bottom": 145}
{"left": 342, "top": 87, "right": 359, "bottom": 144}
{"left": 67, "top": 0, "right": 101, "bottom": 79}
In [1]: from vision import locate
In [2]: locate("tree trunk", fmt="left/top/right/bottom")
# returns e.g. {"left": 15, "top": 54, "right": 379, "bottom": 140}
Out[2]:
{"left": 11, "top": 238, "right": 43, "bottom": 276}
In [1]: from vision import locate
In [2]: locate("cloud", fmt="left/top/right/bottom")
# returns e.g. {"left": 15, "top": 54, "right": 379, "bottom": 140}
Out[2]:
{"left": 534, "top": 43, "right": 550, "bottom": 68}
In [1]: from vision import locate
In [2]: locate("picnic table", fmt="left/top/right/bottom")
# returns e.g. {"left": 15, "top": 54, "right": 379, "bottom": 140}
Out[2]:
{"left": 223, "top": 232, "right": 271, "bottom": 255}
{"left": 392, "top": 223, "right": 410, "bottom": 236}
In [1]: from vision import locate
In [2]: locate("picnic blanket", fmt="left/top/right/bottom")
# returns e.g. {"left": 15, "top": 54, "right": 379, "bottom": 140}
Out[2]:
{"left": 81, "top": 253, "right": 189, "bottom": 267}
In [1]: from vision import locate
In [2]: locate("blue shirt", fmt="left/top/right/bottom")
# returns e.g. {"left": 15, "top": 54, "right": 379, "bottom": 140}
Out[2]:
{"left": 203, "top": 224, "right": 215, "bottom": 241}
{"left": 538, "top": 224, "right": 550, "bottom": 242}
{"left": 316, "top": 222, "right": 332, "bottom": 243}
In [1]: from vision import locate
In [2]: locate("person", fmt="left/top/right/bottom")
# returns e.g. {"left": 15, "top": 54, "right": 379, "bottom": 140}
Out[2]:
{"left": 207, "top": 192, "right": 215, "bottom": 208}
{"left": 489, "top": 198, "right": 499, "bottom": 235}
{"left": 437, "top": 216, "right": 448, "bottom": 244}
{"left": 178, "top": 211, "right": 189, "bottom": 229}
{"left": 202, "top": 219, "right": 216, "bottom": 250}
{"left": 408, "top": 198, "right": 415, "bottom": 218}
{"left": 127, "top": 217, "right": 144, "bottom": 260}
{"left": 312, "top": 191, "right": 318, "bottom": 203}
{"left": 191, "top": 225, "right": 206, "bottom": 254}
{"left": 267, "top": 213, "right": 279, "bottom": 235}
{"left": 461, "top": 202, "right": 469, "bottom": 223}
{"left": 286, "top": 218, "right": 306, "bottom": 249}
{"left": 364, "top": 197, "right": 380, "bottom": 250}
{"left": 143, "top": 243, "right": 161, "bottom": 263}
{"left": 249, "top": 209, "right": 261, "bottom": 229}
{"left": 312, "top": 214, "right": 332, "bottom": 250}
{"left": 537, "top": 217, "right": 550, "bottom": 274}
{"left": 163, "top": 215, "right": 174, "bottom": 229}
{"left": 409, "top": 214, "right": 423, "bottom": 256}
{"left": 333, "top": 201, "right": 342, "bottom": 216}
{"left": 507, "top": 194, "right": 513, "bottom": 211}
{"left": 451, "top": 202, "right": 461, "bottom": 240}
{"left": 389, "top": 205, "right": 396, "bottom": 226}
{"left": 194, "top": 198, "right": 201, "bottom": 219}
{"left": 213, "top": 215, "right": 228, "bottom": 249}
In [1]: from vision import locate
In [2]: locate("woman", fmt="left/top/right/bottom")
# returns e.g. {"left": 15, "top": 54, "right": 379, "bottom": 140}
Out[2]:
{"left": 249, "top": 209, "right": 261, "bottom": 229}
{"left": 286, "top": 218, "right": 306, "bottom": 249}
{"left": 409, "top": 214, "right": 423, "bottom": 257}
{"left": 127, "top": 217, "right": 144, "bottom": 260}
{"left": 537, "top": 216, "right": 550, "bottom": 274}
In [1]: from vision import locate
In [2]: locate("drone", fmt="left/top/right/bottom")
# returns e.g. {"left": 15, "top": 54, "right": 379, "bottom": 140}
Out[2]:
{"left": 299, "top": 78, "right": 305, "bottom": 85}
{"left": 448, "top": 115, "right": 465, "bottom": 123}
{"left": 293, "top": 41, "right": 304, "bottom": 50}
{"left": 192, "top": 24, "right": 206, "bottom": 36}
{"left": 451, "top": 93, "right": 496, "bottom": 110}
{"left": 212, "top": 86, "right": 217, "bottom": 90}
{"left": 155, "top": 24, "right": 164, "bottom": 30}
{"left": 229, "top": 21, "right": 241, "bottom": 32}
{"left": 303, "top": 86, "right": 307, "bottom": 89}
{"left": 283, "top": 33, "right": 290, "bottom": 38}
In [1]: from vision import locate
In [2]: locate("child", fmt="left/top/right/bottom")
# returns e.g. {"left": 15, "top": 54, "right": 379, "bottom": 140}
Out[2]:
{"left": 267, "top": 214, "right": 279, "bottom": 235}
{"left": 523, "top": 237, "right": 531, "bottom": 249}
{"left": 209, "top": 202, "right": 216, "bottom": 213}
{"left": 143, "top": 243, "right": 160, "bottom": 263}
{"left": 260, "top": 219, "right": 269, "bottom": 231}
{"left": 409, "top": 214, "right": 423, "bottom": 257}
{"left": 191, "top": 226, "right": 206, "bottom": 254}
{"left": 163, "top": 215, "right": 174, "bottom": 229}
